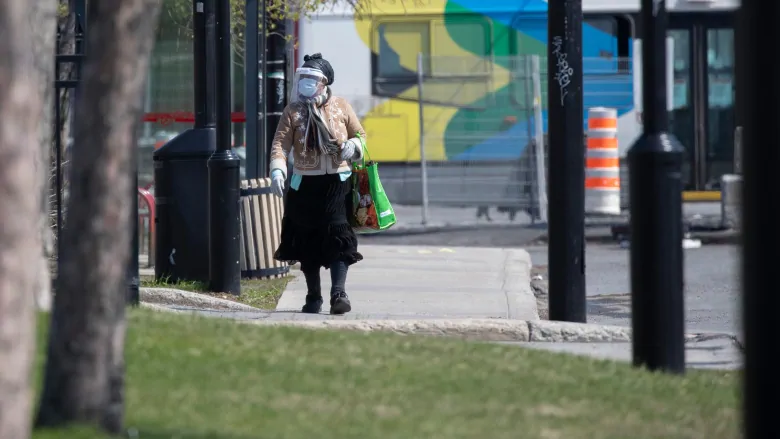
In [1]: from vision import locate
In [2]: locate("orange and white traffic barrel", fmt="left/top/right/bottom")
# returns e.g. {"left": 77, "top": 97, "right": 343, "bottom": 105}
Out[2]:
{"left": 585, "top": 107, "right": 621, "bottom": 215}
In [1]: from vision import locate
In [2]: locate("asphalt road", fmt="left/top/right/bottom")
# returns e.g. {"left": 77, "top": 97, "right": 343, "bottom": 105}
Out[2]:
{"left": 524, "top": 244, "right": 740, "bottom": 334}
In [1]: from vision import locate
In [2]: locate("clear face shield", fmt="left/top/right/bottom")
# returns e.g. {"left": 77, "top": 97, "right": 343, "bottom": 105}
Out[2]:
{"left": 290, "top": 67, "right": 327, "bottom": 103}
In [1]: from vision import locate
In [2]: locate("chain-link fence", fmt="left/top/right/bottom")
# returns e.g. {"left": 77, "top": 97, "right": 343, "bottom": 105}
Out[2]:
{"left": 377, "top": 54, "right": 636, "bottom": 228}
{"left": 137, "top": 48, "right": 637, "bottom": 230}
{"left": 416, "top": 54, "right": 547, "bottom": 225}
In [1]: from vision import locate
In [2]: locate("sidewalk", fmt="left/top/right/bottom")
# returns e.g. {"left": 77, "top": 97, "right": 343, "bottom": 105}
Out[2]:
{"left": 139, "top": 244, "right": 741, "bottom": 370}
{"left": 271, "top": 244, "right": 538, "bottom": 321}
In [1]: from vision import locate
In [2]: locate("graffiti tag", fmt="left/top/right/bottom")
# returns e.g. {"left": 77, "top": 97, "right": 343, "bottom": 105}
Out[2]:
{"left": 552, "top": 36, "right": 574, "bottom": 107}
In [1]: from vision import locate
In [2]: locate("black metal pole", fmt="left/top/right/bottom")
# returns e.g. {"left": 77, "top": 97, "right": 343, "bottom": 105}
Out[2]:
{"left": 125, "top": 18, "right": 140, "bottom": 307}
{"left": 193, "top": 0, "right": 207, "bottom": 127}
{"left": 54, "top": 70, "right": 62, "bottom": 248}
{"left": 259, "top": 0, "right": 268, "bottom": 178}
{"left": 244, "top": 0, "right": 260, "bottom": 178}
{"left": 627, "top": 0, "right": 685, "bottom": 374}
{"left": 207, "top": 0, "right": 242, "bottom": 294}
{"left": 739, "top": 0, "right": 779, "bottom": 436}
{"left": 71, "top": 0, "right": 86, "bottom": 152}
{"left": 259, "top": 0, "right": 267, "bottom": 177}
{"left": 264, "top": 15, "right": 286, "bottom": 177}
{"left": 128, "top": 147, "right": 140, "bottom": 306}
{"left": 547, "top": 0, "right": 586, "bottom": 322}
{"left": 204, "top": 0, "right": 217, "bottom": 127}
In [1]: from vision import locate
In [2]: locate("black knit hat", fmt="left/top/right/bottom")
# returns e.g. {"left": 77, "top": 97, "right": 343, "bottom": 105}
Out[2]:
{"left": 302, "top": 53, "right": 334, "bottom": 85}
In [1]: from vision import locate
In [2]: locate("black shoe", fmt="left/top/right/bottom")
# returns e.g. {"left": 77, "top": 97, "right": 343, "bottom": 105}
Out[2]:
{"left": 329, "top": 291, "right": 352, "bottom": 315}
{"left": 301, "top": 294, "right": 323, "bottom": 314}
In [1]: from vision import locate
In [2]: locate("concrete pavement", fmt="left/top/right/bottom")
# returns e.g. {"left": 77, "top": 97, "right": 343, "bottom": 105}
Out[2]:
{"left": 272, "top": 245, "right": 538, "bottom": 321}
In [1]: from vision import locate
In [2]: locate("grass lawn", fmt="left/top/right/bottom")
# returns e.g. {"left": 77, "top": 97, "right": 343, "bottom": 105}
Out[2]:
{"left": 33, "top": 310, "right": 740, "bottom": 439}
{"left": 140, "top": 275, "right": 291, "bottom": 310}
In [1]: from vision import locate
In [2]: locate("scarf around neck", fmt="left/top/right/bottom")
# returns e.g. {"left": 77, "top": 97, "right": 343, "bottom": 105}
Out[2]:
{"left": 301, "top": 87, "right": 341, "bottom": 157}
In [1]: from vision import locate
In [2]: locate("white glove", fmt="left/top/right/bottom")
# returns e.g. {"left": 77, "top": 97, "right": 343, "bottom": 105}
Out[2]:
{"left": 271, "top": 169, "right": 285, "bottom": 198}
{"left": 341, "top": 139, "right": 359, "bottom": 161}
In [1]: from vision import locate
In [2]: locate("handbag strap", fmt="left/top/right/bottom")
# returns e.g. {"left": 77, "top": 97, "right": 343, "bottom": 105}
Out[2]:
{"left": 355, "top": 132, "right": 371, "bottom": 168}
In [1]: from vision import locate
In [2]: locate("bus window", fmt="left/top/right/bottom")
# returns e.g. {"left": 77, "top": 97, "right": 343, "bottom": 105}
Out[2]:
{"left": 707, "top": 28, "right": 733, "bottom": 109}
{"left": 374, "top": 21, "right": 430, "bottom": 78}
{"left": 584, "top": 16, "right": 618, "bottom": 60}
{"left": 582, "top": 15, "right": 634, "bottom": 74}
{"left": 430, "top": 17, "right": 490, "bottom": 59}
{"left": 616, "top": 15, "right": 632, "bottom": 72}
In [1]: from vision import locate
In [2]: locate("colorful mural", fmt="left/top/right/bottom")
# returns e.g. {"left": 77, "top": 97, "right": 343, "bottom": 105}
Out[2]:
{"left": 339, "top": 0, "right": 636, "bottom": 162}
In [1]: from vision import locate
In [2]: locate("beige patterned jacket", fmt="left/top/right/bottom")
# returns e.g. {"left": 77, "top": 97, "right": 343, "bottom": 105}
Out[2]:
{"left": 269, "top": 96, "right": 366, "bottom": 177}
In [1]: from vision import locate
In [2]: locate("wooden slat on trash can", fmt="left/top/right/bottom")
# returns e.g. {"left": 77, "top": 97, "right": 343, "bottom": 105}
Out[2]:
{"left": 239, "top": 180, "right": 254, "bottom": 272}
{"left": 238, "top": 177, "right": 290, "bottom": 279}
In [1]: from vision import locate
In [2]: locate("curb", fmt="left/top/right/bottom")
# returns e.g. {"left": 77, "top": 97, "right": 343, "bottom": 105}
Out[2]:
{"left": 502, "top": 249, "right": 540, "bottom": 321}
{"left": 140, "top": 287, "right": 261, "bottom": 312}
{"left": 373, "top": 224, "right": 496, "bottom": 236}
{"left": 690, "top": 230, "right": 740, "bottom": 245}
{"left": 137, "top": 305, "right": 738, "bottom": 346}
{"left": 372, "top": 223, "right": 548, "bottom": 237}
{"left": 140, "top": 302, "right": 192, "bottom": 314}
{"left": 244, "top": 318, "right": 632, "bottom": 343}
{"left": 533, "top": 229, "right": 740, "bottom": 246}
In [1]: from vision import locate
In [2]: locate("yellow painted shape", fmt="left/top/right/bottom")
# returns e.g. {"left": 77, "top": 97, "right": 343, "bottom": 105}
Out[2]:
{"left": 352, "top": 1, "right": 512, "bottom": 162}
{"left": 362, "top": 99, "right": 454, "bottom": 161}
{"left": 682, "top": 191, "right": 721, "bottom": 202}
{"left": 361, "top": 0, "right": 448, "bottom": 16}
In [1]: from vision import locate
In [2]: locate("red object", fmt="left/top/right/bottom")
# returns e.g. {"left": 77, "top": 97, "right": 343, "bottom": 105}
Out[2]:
{"left": 143, "top": 112, "right": 247, "bottom": 125}
{"left": 137, "top": 187, "right": 156, "bottom": 267}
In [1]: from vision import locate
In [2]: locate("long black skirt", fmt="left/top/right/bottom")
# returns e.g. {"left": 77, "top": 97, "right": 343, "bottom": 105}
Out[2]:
{"left": 274, "top": 173, "right": 363, "bottom": 269}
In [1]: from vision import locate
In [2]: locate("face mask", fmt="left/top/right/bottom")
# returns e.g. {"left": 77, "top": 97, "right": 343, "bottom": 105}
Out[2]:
{"left": 298, "top": 78, "right": 320, "bottom": 97}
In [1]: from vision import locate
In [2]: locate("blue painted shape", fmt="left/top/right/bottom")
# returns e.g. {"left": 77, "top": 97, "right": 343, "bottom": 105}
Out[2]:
{"left": 449, "top": 0, "right": 548, "bottom": 14}
{"left": 450, "top": 122, "right": 532, "bottom": 161}
{"left": 442, "top": 0, "right": 638, "bottom": 160}
{"left": 453, "top": 94, "right": 633, "bottom": 161}
{"left": 498, "top": 14, "right": 618, "bottom": 59}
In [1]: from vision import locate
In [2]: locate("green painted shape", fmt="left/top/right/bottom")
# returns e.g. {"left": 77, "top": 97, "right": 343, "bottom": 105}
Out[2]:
{"left": 440, "top": 2, "right": 548, "bottom": 158}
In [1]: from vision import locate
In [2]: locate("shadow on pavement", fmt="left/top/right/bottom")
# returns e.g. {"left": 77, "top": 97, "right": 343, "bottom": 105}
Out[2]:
{"left": 586, "top": 294, "right": 631, "bottom": 321}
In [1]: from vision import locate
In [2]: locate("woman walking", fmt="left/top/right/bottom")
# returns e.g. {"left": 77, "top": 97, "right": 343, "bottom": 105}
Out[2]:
{"left": 269, "top": 53, "right": 365, "bottom": 315}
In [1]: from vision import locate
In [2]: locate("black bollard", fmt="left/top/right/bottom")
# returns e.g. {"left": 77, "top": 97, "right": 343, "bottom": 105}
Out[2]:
{"left": 627, "top": 0, "right": 685, "bottom": 374}
{"left": 547, "top": 0, "right": 586, "bottom": 323}
{"left": 738, "top": 0, "right": 780, "bottom": 436}
{"left": 207, "top": 0, "right": 241, "bottom": 294}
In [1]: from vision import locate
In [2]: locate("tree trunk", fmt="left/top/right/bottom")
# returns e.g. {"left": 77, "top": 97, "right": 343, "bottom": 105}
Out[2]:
{"left": 35, "top": 0, "right": 163, "bottom": 434}
{"left": 30, "top": 0, "right": 58, "bottom": 312}
{"left": 0, "top": 0, "right": 46, "bottom": 438}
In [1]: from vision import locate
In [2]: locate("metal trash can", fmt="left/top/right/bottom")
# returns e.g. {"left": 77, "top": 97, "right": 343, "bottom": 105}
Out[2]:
{"left": 153, "top": 128, "right": 215, "bottom": 283}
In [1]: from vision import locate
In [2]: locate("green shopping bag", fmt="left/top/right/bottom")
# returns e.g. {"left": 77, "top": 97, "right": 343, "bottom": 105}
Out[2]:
{"left": 349, "top": 132, "right": 397, "bottom": 233}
